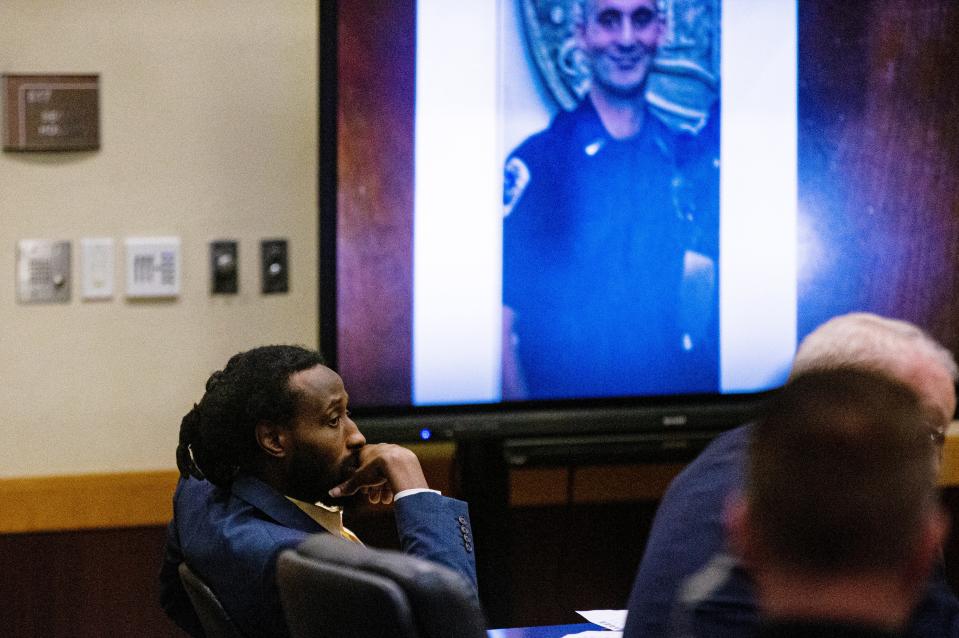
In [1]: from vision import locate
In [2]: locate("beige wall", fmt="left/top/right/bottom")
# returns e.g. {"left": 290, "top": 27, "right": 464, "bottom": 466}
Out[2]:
{"left": 0, "top": 1, "right": 318, "bottom": 477}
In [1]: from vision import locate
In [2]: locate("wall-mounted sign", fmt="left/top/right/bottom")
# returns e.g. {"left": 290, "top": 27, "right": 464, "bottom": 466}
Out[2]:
{"left": 2, "top": 74, "right": 99, "bottom": 151}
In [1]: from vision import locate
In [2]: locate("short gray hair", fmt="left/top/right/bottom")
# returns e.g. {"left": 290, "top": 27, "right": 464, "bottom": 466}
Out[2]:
{"left": 791, "top": 312, "right": 959, "bottom": 382}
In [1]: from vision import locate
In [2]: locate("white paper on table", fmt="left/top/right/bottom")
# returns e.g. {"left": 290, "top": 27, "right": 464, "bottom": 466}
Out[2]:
{"left": 575, "top": 609, "right": 628, "bottom": 631}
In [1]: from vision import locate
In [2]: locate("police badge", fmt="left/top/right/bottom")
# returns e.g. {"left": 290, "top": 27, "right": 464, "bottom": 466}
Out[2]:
{"left": 518, "top": 0, "right": 721, "bottom": 133}
{"left": 503, "top": 156, "right": 531, "bottom": 217}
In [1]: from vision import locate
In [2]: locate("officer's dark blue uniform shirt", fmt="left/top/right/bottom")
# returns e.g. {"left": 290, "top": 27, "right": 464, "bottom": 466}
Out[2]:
{"left": 503, "top": 97, "right": 719, "bottom": 399}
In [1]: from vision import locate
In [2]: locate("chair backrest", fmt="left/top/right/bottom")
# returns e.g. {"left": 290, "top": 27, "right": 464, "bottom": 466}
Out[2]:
{"left": 277, "top": 534, "right": 487, "bottom": 638}
{"left": 178, "top": 562, "right": 245, "bottom": 638}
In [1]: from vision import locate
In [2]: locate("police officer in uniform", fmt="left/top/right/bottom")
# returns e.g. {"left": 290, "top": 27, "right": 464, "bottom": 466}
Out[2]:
{"left": 502, "top": 0, "right": 719, "bottom": 400}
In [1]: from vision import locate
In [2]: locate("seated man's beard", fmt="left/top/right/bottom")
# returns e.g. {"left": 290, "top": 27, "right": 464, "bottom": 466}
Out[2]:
{"left": 286, "top": 451, "right": 358, "bottom": 505}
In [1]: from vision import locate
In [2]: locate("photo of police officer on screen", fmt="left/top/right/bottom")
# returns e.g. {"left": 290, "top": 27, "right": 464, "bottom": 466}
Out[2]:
{"left": 502, "top": 0, "right": 720, "bottom": 400}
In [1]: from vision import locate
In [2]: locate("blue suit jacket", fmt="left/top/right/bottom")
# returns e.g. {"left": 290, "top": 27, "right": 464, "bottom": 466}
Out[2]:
{"left": 623, "top": 424, "right": 959, "bottom": 638}
{"left": 160, "top": 475, "right": 477, "bottom": 638}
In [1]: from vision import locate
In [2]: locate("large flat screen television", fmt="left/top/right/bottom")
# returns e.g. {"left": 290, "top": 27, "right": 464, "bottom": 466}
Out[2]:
{"left": 319, "top": 0, "right": 959, "bottom": 448}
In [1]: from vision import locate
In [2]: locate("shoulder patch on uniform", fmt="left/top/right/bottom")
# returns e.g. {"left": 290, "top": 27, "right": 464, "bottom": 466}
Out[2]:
{"left": 503, "top": 156, "right": 531, "bottom": 218}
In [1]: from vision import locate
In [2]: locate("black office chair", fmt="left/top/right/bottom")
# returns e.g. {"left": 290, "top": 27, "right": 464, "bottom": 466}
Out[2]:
{"left": 177, "top": 562, "right": 245, "bottom": 638}
{"left": 276, "top": 534, "right": 486, "bottom": 638}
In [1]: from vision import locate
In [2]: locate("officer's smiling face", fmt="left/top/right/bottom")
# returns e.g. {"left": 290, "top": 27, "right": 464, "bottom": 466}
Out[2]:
{"left": 578, "top": 0, "right": 663, "bottom": 98}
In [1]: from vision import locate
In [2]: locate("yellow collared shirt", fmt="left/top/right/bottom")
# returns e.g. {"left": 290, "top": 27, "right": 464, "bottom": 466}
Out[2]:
{"left": 286, "top": 496, "right": 363, "bottom": 544}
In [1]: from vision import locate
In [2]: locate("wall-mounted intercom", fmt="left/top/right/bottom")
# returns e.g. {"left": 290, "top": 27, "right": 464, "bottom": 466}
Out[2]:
{"left": 16, "top": 239, "right": 71, "bottom": 303}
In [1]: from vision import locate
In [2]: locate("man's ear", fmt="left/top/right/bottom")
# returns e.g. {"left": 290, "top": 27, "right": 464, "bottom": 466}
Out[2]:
{"left": 255, "top": 420, "right": 289, "bottom": 458}
{"left": 903, "top": 505, "right": 950, "bottom": 589}
{"left": 724, "top": 493, "right": 757, "bottom": 569}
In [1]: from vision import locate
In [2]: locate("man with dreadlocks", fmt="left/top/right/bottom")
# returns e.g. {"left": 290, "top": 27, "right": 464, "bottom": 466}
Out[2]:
{"left": 159, "top": 346, "right": 477, "bottom": 638}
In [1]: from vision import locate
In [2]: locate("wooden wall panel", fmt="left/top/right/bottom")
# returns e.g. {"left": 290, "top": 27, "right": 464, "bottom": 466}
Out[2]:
{"left": 0, "top": 527, "right": 185, "bottom": 638}
{"left": 0, "top": 471, "right": 177, "bottom": 534}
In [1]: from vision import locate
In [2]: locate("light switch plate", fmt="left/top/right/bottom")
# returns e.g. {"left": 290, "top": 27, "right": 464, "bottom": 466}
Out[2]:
{"left": 124, "top": 236, "right": 181, "bottom": 298}
{"left": 261, "top": 238, "right": 288, "bottom": 294}
{"left": 210, "top": 240, "right": 238, "bottom": 294}
{"left": 16, "top": 239, "right": 71, "bottom": 303}
{"left": 80, "top": 237, "right": 114, "bottom": 300}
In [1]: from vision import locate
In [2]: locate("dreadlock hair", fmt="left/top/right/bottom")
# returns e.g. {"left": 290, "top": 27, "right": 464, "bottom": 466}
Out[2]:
{"left": 176, "top": 345, "right": 325, "bottom": 487}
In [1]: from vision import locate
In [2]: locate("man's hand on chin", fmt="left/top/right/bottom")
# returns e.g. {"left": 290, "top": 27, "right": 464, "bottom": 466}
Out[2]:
{"left": 328, "top": 444, "right": 429, "bottom": 505}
